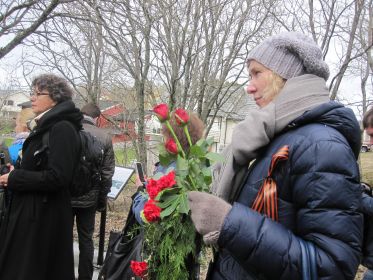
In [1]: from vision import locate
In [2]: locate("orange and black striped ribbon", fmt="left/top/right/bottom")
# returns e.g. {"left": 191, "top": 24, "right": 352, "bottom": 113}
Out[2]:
{"left": 251, "top": 145, "right": 289, "bottom": 221}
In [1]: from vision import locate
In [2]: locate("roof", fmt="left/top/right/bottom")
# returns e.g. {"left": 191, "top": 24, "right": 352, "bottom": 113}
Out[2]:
{"left": 18, "top": 101, "right": 32, "bottom": 108}
{"left": 72, "top": 97, "right": 118, "bottom": 111}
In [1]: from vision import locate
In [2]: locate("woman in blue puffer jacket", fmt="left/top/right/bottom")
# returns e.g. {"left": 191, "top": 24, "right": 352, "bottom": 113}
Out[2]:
{"left": 188, "top": 32, "right": 363, "bottom": 280}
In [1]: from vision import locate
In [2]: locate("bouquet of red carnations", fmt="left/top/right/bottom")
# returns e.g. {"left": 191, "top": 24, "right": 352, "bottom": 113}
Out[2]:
{"left": 130, "top": 104, "right": 222, "bottom": 280}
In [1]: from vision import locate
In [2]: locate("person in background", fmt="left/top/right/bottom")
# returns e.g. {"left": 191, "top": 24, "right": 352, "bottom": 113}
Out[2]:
{"left": 187, "top": 32, "right": 363, "bottom": 279}
{"left": 72, "top": 103, "right": 115, "bottom": 280}
{"left": 8, "top": 107, "right": 35, "bottom": 165}
{"left": 0, "top": 107, "right": 35, "bottom": 222}
{"left": 361, "top": 107, "right": 373, "bottom": 280}
{"left": 363, "top": 108, "right": 373, "bottom": 139}
{"left": 132, "top": 111, "right": 205, "bottom": 224}
{"left": 0, "top": 74, "right": 82, "bottom": 280}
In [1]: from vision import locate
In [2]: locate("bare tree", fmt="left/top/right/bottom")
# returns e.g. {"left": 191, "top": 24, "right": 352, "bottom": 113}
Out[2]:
{"left": 335, "top": 0, "right": 373, "bottom": 117}
{"left": 328, "top": 0, "right": 366, "bottom": 100}
{"left": 19, "top": 1, "right": 113, "bottom": 104}
{"left": 95, "top": 0, "right": 154, "bottom": 168}
{"left": 0, "top": 0, "right": 75, "bottom": 59}
{"left": 271, "top": 0, "right": 371, "bottom": 101}
{"left": 150, "top": 0, "right": 280, "bottom": 135}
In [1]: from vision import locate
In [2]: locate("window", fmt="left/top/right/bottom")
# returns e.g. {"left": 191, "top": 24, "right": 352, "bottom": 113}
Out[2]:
{"left": 3, "top": 100, "right": 14, "bottom": 106}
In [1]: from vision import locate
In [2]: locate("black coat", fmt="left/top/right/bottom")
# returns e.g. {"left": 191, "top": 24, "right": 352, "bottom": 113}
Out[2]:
{"left": 0, "top": 100, "right": 82, "bottom": 280}
{"left": 211, "top": 102, "right": 363, "bottom": 280}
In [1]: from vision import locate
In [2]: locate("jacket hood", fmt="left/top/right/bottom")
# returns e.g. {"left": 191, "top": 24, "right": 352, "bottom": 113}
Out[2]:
{"left": 290, "top": 101, "right": 361, "bottom": 158}
{"left": 82, "top": 115, "right": 96, "bottom": 126}
{"left": 37, "top": 100, "right": 83, "bottom": 131}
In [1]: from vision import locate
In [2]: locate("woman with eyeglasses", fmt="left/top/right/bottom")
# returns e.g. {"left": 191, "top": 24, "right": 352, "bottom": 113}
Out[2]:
{"left": 0, "top": 74, "right": 83, "bottom": 280}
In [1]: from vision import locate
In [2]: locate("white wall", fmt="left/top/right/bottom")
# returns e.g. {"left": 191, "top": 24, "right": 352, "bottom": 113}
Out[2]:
{"left": 0, "top": 91, "right": 29, "bottom": 118}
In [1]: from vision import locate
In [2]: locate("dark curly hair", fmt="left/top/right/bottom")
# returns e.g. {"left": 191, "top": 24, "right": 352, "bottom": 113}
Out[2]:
{"left": 162, "top": 111, "right": 205, "bottom": 153}
{"left": 31, "top": 74, "right": 73, "bottom": 103}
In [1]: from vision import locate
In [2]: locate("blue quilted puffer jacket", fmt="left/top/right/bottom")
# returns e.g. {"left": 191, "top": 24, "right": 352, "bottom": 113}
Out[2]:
{"left": 210, "top": 101, "right": 363, "bottom": 280}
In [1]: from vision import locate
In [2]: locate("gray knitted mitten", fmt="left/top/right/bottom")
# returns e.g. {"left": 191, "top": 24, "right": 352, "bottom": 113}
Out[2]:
{"left": 188, "top": 191, "right": 232, "bottom": 245}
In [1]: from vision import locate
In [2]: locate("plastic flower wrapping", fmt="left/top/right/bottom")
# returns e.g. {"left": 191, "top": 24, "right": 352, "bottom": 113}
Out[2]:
{"left": 131, "top": 103, "right": 223, "bottom": 280}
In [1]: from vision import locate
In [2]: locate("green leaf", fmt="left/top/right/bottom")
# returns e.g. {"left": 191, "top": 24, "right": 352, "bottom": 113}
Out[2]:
{"left": 205, "top": 137, "right": 214, "bottom": 146}
{"left": 176, "top": 155, "right": 188, "bottom": 169}
{"left": 195, "top": 139, "right": 209, "bottom": 153}
{"left": 202, "top": 166, "right": 211, "bottom": 176}
{"left": 178, "top": 193, "right": 190, "bottom": 214}
{"left": 160, "top": 197, "right": 180, "bottom": 218}
{"left": 157, "top": 194, "right": 179, "bottom": 208}
{"left": 189, "top": 145, "right": 204, "bottom": 157}
{"left": 175, "top": 178, "right": 189, "bottom": 189}
{"left": 205, "top": 152, "right": 224, "bottom": 163}
{"left": 159, "top": 153, "right": 171, "bottom": 166}
{"left": 195, "top": 138, "right": 205, "bottom": 146}
{"left": 157, "top": 187, "right": 181, "bottom": 200}
{"left": 158, "top": 143, "right": 176, "bottom": 166}
{"left": 176, "top": 155, "right": 189, "bottom": 177}
{"left": 189, "top": 160, "right": 200, "bottom": 175}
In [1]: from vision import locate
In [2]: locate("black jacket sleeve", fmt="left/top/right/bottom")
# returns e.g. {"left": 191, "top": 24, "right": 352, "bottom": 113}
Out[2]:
{"left": 8, "top": 121, "right": 80, "bottom": 192}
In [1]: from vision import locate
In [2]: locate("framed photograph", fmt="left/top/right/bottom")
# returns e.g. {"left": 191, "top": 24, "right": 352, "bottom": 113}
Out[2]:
{"left": 107, "top": 166, "right": 135, "bottom": 200}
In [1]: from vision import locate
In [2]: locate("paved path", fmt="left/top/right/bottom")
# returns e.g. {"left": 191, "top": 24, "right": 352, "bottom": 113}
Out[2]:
{"left": 74, "top": 242, "right": 103, "bottom": 280}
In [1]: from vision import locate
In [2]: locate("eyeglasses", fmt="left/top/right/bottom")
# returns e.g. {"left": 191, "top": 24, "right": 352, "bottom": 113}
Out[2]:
{"left": 30, "top": 90, "right": 49, "bottom": 97}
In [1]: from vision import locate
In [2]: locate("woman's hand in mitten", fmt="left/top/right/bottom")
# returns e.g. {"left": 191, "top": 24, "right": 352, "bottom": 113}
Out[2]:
{"left": 188, "top": 191, "right": 232, "bottom": 245}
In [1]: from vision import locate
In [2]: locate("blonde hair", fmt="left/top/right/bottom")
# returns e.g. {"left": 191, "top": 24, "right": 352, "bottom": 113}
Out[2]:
{"left": 16, "top": 108, "right": 35, "bottom": 132}
{"left": 262, "top": 71, "right": 286, "bottom": 103}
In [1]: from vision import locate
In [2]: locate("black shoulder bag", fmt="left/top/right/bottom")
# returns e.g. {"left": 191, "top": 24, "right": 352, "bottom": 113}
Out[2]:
{"left": 98, "top": 191, "right": 144, "bottom": 280}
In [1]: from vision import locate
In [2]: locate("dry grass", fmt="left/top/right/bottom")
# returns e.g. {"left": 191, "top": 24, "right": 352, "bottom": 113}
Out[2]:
{"left": 360, "top": 152, "right": 373, "bottom": 186}
{"left": 85, "top": 152, "right": 373, "bottom": 279}
{"left": 74, "top": 177, "right": 138, "bottom": 250}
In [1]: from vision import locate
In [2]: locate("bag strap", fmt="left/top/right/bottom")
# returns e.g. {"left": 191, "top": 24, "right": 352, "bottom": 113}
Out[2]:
{"left": 42, "top": 131, "right": 49, "bottom": 147}
{"left": 251, "top": 145, "right": 289, "bottom": 221}
{"left": 298, "top": 237, "right": 317, "bottom": 280}
{"left": 121, "top": 191, "right": 142, "bottom": 235}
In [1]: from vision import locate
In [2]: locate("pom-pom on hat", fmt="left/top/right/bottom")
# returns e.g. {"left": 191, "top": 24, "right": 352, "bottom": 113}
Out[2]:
{"left": 247, "top": 32, "right": 330, "bottom": 80}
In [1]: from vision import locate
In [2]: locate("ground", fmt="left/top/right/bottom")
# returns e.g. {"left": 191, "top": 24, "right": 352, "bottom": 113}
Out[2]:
{"left": 79, "top": 151, "right": 373, "bottom": 279}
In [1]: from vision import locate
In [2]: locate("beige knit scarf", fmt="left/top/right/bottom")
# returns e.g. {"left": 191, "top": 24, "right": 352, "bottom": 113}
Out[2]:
{"left": 211, "top": 74, "right": 330, "bottom": 201}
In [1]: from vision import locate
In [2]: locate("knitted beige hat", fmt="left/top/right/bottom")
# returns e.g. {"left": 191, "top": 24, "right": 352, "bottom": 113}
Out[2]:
{"left": 247, "top": 32, "right": 330, "bottom": 80}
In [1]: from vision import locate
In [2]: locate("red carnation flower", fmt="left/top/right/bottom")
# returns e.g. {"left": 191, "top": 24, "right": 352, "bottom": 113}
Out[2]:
{"left": 130, "top": 260, "right": 148, "bottom": 278}
{"left": 174, "top": 108, "right": 189, "bottom": 126}
{"left": 153, "top": 103, "right": 170, "bottom": 122}
{"left": 165, "top": 138, "right": 178, "bottom": 154}
{"left": 158, "top": 170, "right": 177, "bottom": 191}
{"left": 143, "top": 199, "right": 161, "bottom": 222}
{"left": 146, "top": 178, "right": 161, "bottom": 200}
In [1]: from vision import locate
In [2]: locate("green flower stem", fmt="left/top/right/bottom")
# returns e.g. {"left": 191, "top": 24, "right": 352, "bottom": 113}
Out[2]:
{"left": 187, "top": 174, "right": 197, "bottom": 190}
{"left": 183, "top": 126, "right": 193, "bottom": 147}
{"left": 182, "top": 126, "right": 198, "bottom": 190}
{"left": 165, "top": 121, "right": 186, "bottom": 158}
{"left": 165, "top": 121, "right": 197, "bottom": 190}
